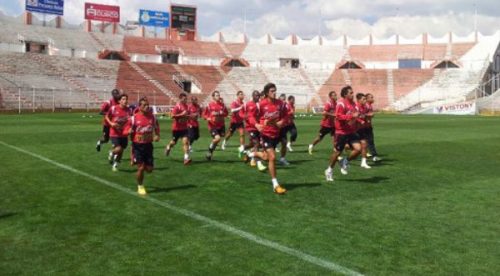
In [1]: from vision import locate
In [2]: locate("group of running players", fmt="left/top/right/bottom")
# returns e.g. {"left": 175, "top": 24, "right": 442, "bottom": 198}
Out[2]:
{"left": 96, "top": 84, "right": 381, "bottom": 196}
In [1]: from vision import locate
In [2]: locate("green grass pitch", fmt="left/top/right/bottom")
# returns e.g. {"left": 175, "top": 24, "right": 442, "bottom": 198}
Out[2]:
{"left": 0, "top": 113, "right": 499, "bottom": 275}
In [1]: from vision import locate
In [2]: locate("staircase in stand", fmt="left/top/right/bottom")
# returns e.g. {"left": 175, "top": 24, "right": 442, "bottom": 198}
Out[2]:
{"left": 341, "top": 69, "right": 352, "bottom": 85}
{"left": 127, "top": 62, "right": 177, "bottom": 103}
{"left": 387, "top": 69, "right": 395, "bottom": 105}
{"left": 299, "top": 68, "right": 324, "bottom": 106}
{"left": 89, "top": 32, "right": 110, "bottom": 50}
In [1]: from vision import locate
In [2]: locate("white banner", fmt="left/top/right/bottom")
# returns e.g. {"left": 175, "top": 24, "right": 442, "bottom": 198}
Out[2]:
{"left": 433, "top": 101, "right": 476, "bottom": 115}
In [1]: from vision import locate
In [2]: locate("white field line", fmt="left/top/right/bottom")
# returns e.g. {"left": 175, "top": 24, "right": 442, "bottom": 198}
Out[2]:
{"left": 0, "top": 140, "right": 363, "bottom": 276}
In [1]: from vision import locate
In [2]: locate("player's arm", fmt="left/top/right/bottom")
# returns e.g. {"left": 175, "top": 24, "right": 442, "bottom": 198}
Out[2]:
{"left": 335, "top": 104, "right": 354, "bottom": 122}
{"left": 153, "top": 117, "right": 160, "bottom": 142}
{"left": 105, "top": 109, "right": 115, "bottom": 127}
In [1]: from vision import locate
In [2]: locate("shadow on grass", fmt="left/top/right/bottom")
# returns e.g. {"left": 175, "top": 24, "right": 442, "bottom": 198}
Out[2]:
{"left": 0, "top": 212, "right": 16, "bottom": 220}
{"left": 343, "top": 176, "right": 390, "bottom": 184}
{"left": 148, "top": 185, "right": 197, "bottom": 194}
{"left": 119, "top": 167, "right": 169, "bottom": 173}
{"left": 284, "top": 183, "right": 322, "bottom": 191}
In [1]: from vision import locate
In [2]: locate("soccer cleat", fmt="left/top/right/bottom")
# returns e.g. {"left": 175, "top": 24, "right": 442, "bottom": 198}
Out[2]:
{"left": 308, "top": 144, "right": 313, "bottom": 155}
{"left": 250, "top": 159, "right": 257, "bottom": 167}
{"left": 273, "top": 185, "right": 287, "bottom": 195}
{"left": 189, "top": 145, "right": 193, "bottom": 153}
{"left": 108, "top": 151, "right": 114, "bottom": 164}
{"left": 286, "top": 142, "right": 293, "bottom": 152}
{"left": 340, "top": 158, "right": 349, "bottom": 175}
{"left": 275, "top": 147, "right": 280, "bottom": 153}
{"left": 279, "top": 158, "right": 290, "bottom": 166}
{"left": 325, "top": 169, "right": 334, "bottom": 182}
{"left": 366, "top": 152, "right": 373, "bottom": 157}
{"left": 184, "top": 158, "right": 192, "bottom": 166}
{"left": 205, "top": 152, "right": 213, "bottom": 161}
{"left": 137, "top": 185, "right": 147, "bottom": 196}
{"left": 361, "top": 162, "right": 371, "bottom": 169}
{"left": 257, "top": 162, "right": 267, "bottom": 172}
{"left": 112, "top": 163, "right": 118, "bottom": 172}
{"left": 96, "top": 141, "right": 101, "bottom": 152}
{"left": 372, "top": 156, "right": 382, "bottom": 162}
{"left": 337, "top": 156, "right": 343, "bottom": 161}
{"left": 221, "top": 141, "right": 226, "bottom": 151}
{"left": 164, "top": 145, "right": 171, "bottom": 157}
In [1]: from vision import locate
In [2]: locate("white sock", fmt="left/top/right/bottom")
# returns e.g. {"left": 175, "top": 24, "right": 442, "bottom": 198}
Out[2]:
{"left": 272, "top": 178, "right": 279, "bottom": 188}
{"left": 361, "top": 157, "right": 367, "bottom": 164}
{"left": 287, "top": 142, "right": 291, "bottom": 147}
{"left": 309, "top": 144, "right": 313, "bottom": 149}
{"left": 326, "top": 167, "right": 332, "bottom": 173}
{"left": 184, "top": 153, "right": 189, "bottom": 160}
{"left": 248, "top": 152, "right": 255, "bottom": 158}
{"left": 257, "top": 160, "right": 263, "bottom": 166}
{"left": 239, "top": 145, "right": 245, "bottom": 152}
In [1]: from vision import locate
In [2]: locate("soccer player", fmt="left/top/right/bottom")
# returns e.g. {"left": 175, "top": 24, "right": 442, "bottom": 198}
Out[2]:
{"left": 355, "top": 93, "right": 372, "bottom": 169}
{"left": 309, "top": 91, "right": 337, "bottom": 155}
{"left": 105, "top": 94, "right": 131, "bottom": 172}
{"left": 96, "top": 89, "right": 121, "bottom": 153}
{"left": 242, "top": 90, "right": 266, "bottom": 171}
{"left": 277, "top": 95, "right": 294, "bottom": 165}
{"left": 187, "top": 96, "right": 202, "bottom": 152}
{"left": 283, "top": 95, "right": 297, "bottom": 152}
{"left": 365, "top": 93, "right": 381, "bottom": 162}
{"left": 129, "top": 98, "right": 160, "bottom": 195}
{"left": 203, "top": 91, "right": 228, "bottom": 161}
{"left": 222, "top": 91, "right": 246, "bottom": 157}
{"left": 247, "top": 83, "right": 287, "bottom": 194}
{"left": 324, "top": 86, "right": 362, "bottom": 182}
{"left": 165, "top": 93, "right": 191, "bottom": 165}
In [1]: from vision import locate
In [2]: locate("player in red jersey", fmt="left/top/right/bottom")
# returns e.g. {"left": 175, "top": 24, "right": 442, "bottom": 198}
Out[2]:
{"left": 96, "top": 89, "right": 121, "bottom": 153}
{"left": 241, "top": 90, "right": 267, "bottom": 170}
{"left": 355, "top": 93, "right": 372, "bottom": 169}
{"left": 221, "top": 91, "right": 246, "bottom": 157}
{"left": 129, "top": 98, "right": 160, "bottom": 195}
{"left": 203, "top": 91, "right": 228, "bottom": 161}
{"left": 165, "top": 93, "right": 191, "bottom": 165}
{"left": 324, "top": 86, "right": 362, "bottom": 182}
{"left": 309, "top": 91, "right": 337, "bottom": 155}
{"left": 365, "top": 93, "right": 381, "bottom": 162}
{"left": 105, "top": 94, "right": 131, "bottom": 172}
{"left": 247, "top": 83, "right": 287, "bottom": 194}
{"left": 277, "top": 95, "right": 297, "bottom": 165}
{"left": 187, "top": 96, "right": 202, "bottom": 152}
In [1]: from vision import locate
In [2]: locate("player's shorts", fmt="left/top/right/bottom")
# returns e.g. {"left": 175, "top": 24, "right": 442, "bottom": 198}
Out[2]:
{"left": 357, "top": 127, "right": 370, "bottom": 140}
{"left": 248, "top": 130, "right": 260, "bottom": 142}
{"left": 229, "top": 122, "right": 244, "bottom": 133}
{"left": 102, "top": 125, "right": 110, "bottom": 141}
{"left": 188, "top": 127, "right": 200, "bottom": 142}
{"left": 111, "top": 137, "right": 128, "bottom": 149}
{"left": 319, "top": 127, "right": 335, "bottom": 138}
{"left": 279, "top": 124, "right": 293, "bottom": 140}
{"left": 334, "top": 133, "right": 360, "bottom": 152}
{"left": 210, "top": 127, "right": 226, "bottom": 138}
{"left": 172, "top": 130, "right": 189, "bottom": 142}
{"left": 132, "top": 142, "right": 154, "bottom": 167}
{"left": 261, "top": 135, "right": 280, "bottom": 150}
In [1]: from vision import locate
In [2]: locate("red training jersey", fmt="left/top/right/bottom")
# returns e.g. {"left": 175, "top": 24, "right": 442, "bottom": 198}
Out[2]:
{"left": 100, "top": 98, "right": 119, "bottom": 126}
{"left": 355, "top": 102, "right": 369, "bottom": 130}
{"left": 130, "top": 112, "right": 160, "bottom": 144}
{"left": 243, "top": 101, "right": 260, "bottom": 132}
{"left": 282, "top": 101, "right": 295, "bottom": 126}
{"left": 334, "top": 98, "right": 358, "bottom": 135}
{"left": 364, "top": 102, "right": 374, "bottom": 127}
{"left": 258, "top": 98, "right": 286, "bottom": 139}
{"left": 187, "top": 103, "right": 202, "bottom": 128}
{"left": 204, "top": 100, "right": 228, "bottom": 130}
{"left": 107, "top": 105, "right": 131, "bottom": 138}
{"left": 171, "top": 102, "right": 190, "bottom": 131}
{"left": 320, "top": 99, "right": 337, "bottom": 128}
{"left": 230, "top": 99, "right": 245, "bottom": 124}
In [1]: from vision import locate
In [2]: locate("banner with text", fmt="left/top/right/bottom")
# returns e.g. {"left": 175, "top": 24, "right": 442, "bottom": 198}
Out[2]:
{"left": 433, "top": 101, "right": 477, "bottom": 115}
{"left": 139, "top": 9, "right": 169, "bottom": 27}
{"left": 26, "top": 0, "right": 64, "bottom": 16}
{"left": 84, "top": 3, "right": 120, "bottom": 22}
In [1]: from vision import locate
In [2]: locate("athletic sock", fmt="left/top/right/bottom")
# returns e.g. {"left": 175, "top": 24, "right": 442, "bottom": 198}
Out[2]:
{"left": 272, "top": 178, "right": 279, "bottom": 188}
{"left": 184, "top": 153, "right": 189, "bottom": 160}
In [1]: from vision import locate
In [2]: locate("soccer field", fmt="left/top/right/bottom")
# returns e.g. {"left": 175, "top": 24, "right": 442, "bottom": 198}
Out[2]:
{"left": 1, "top": 113, "right": 499, "bottom": 275}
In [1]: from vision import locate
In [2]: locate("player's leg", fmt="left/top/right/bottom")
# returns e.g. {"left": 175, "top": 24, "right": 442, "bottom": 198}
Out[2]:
{"left": 222, "top": 125, "right": 234, "bottom": 150}
{"left": 309, "top": 127, "right": 329, "bottom": 155}
{"left": 360, "top": 138, "right": 371, "bottom": 169}
{"left": 266, "top": 146, "right": 286, "bottom": 194}
{"left": 96, "top": 125, "right": 110, "bottom": 152}
{"left": 287, "top": 124, "right": 297, "bottom": 151}
{"left": 182, "top": 135, "right": 191, "bottom": 165}
{"left": 237, "top": 126, "right": 246, "bottom": 157}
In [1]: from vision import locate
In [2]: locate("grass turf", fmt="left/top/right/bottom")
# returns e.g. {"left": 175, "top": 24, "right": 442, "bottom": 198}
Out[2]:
{"left": 0, "top": 113, "right": 499, "bottom": 275}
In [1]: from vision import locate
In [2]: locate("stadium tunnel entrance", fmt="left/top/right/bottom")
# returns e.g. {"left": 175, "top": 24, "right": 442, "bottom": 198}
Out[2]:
{"left": 98, "top": 50, "right": 130, "bottom": 61}
{"left": 220, "top": 58, "right": 249, "bottom": 67}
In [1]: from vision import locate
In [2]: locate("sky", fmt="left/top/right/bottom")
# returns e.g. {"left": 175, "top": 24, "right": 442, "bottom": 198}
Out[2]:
{"left": 1, "top": 0, "right": 500, "bottom": 39}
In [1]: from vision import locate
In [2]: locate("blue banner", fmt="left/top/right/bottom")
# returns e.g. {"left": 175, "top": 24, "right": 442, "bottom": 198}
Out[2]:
{"left": 139, "top": 9, "right": 169, "bottom": 27}
{"left": 26, "top": 0, "right": 64, "bottom": 16}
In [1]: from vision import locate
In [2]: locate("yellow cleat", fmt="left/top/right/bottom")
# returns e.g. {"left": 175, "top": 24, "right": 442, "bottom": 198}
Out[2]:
{"left": 250, "top": 159, "right": 257, "bottom": 167}
{"left": 273, "top": 185, "right": 287, "bottom": 195}
{"left": 137, "top": 185, "right": 147, "bottom": 196}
